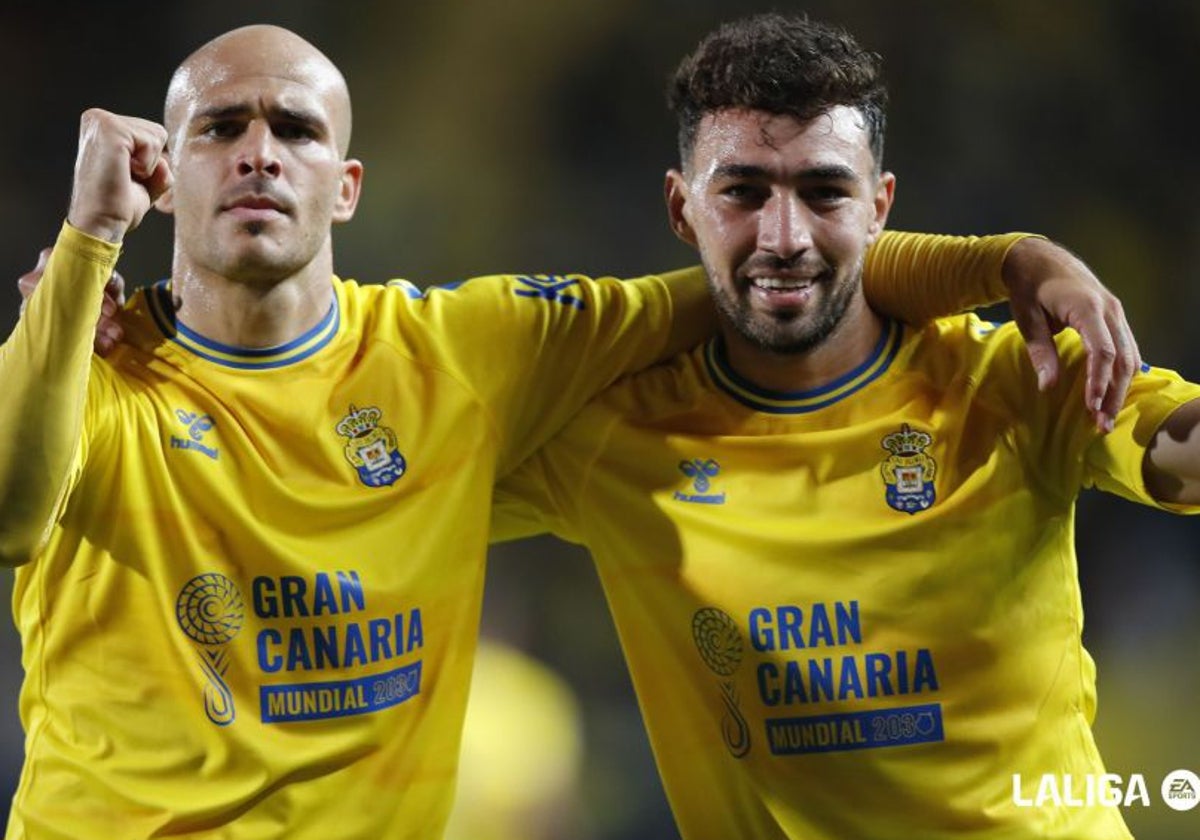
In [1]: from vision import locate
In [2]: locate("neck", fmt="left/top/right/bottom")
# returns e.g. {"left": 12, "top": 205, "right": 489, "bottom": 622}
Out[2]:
{"left": 171, "top": 256, "right": 335, "bottom": 349}
{"left": 721, "top": 294, "right": 885, "bottom": 394}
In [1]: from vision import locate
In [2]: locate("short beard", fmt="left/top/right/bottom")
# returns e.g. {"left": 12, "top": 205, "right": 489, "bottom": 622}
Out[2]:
{"left": 707, "top": 258, "right": 861, "bottom": 356}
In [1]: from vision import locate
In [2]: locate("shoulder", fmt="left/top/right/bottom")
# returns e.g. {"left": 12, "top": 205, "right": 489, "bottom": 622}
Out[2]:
{"left": 581, "top": 346, "right": 712, "bottom": 426}
{"left": 907, "top": 314, "right": 1041, "bottom": 383}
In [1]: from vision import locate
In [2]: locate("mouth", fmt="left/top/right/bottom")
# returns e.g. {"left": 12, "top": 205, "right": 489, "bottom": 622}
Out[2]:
{"left": 221, "top": 194, "right": 289, "bottom": 222}
{"left": 744, "top": 273, "right": 824, "bottom": 309}
{"left": 749, "top": 276, "right": 816, "bottom": 293}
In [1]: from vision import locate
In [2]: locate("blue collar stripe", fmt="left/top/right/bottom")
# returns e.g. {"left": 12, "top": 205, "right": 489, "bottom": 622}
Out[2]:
{"left": 706, "top": 320, "right": 902, "bottom": 414}
{"left": 147, "top": 279, "right": 340, "bottom": 369}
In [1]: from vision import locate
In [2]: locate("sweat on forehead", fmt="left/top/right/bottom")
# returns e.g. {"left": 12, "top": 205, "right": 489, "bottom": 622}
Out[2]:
{"left": 164, "top": 24, "right": 353, "bottom": 154}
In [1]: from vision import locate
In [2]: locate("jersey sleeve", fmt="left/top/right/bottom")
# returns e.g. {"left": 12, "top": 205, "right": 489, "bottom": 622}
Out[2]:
{"left": 424, "top": 267, "right": 707, "bottom": 475}
{"left": 0, "top": 223, "right": 116, "bottom": 564}
{"left": 489, "top": 399, "right": 620, "bottom": 544}
{"left": 862, "top": 231, "right": 1032, "bottom": 323}
{"left": 490, "top": 460, "right": 570, "bottom": 544}
{"left": 972, "top": 321, "right": 1200, "bottom": 510}
{"left": 1082, "top": 365, "right": 1200, "bottom": 509}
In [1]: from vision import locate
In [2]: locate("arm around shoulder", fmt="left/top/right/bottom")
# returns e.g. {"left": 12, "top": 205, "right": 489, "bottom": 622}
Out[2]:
{"left": 655, "top": 266, "right": 717, "bottom": 360}
{"left": 861, "top": 230, "right": 1029, "bottom": 323}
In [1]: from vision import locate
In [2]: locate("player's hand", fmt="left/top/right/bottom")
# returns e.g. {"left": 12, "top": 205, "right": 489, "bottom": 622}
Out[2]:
{"left": 18, "top": 247, "right": 126, "bottom": 356}
{"left": 1002, "top": 237, "right": 1139, "bottom": 434}
{"left": 68, "top": 109, "right": 172, "bottom": 243}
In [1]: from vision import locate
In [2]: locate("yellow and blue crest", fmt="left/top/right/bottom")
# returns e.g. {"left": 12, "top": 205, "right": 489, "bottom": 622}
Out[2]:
{"left": 336, "top": 405, "right": 407, "bottom": 488}
{"left": 879, "top": 424, "right": 936, "bottom": 514}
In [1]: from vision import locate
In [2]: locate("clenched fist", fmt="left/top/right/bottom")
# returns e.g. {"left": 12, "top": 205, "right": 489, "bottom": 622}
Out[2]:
{"left": 68, "top": 109, "right": 173, "bottom": 243}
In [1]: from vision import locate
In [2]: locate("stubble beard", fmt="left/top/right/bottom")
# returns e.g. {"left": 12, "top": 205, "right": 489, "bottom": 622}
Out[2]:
{"left": 707, "top": 257, "right": 863, "bottom": 356}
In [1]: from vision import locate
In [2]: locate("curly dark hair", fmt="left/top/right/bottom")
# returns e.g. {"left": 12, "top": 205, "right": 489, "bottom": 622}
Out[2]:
{"left": 668, "top": 13, "right": 887, "bottom": 172}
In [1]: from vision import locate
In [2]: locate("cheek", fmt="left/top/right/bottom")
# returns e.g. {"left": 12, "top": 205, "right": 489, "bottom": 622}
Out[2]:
{"left": 821, "top": 206, "right": 876, "bottom": 248}
{"left": 697, "top": 208, "right": 756, "bottom": 255}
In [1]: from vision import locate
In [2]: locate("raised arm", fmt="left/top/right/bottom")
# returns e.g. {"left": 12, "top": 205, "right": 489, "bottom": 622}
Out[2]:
{"left": 0, "top": 110, "right": 169, "bottom": 566}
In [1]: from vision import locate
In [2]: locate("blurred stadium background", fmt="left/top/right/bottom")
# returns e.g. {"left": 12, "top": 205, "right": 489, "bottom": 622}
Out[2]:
{"left": 1, "top": 1, "right": 1198, "bottom": 837}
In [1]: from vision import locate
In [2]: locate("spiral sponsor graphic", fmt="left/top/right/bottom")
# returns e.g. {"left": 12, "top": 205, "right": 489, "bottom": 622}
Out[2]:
{"left": 176, "top": 574, "right": 245, "bottom": 726}
{"left": 692, "top": 607, "right": 751, "bottom": 757}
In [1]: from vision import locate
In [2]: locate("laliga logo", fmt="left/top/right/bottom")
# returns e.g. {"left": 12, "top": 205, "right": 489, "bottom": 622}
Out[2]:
{"left": 1011, "top": 768, "right": 1200, "bottom": 810}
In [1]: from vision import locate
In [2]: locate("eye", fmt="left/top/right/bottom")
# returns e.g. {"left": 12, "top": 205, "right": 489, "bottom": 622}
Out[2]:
{"left": 202, "top": 120, "right": 243, "bottom": 139}
{"left": 804, "top": 185, "right": 850, "bottom": 205}
{"left": 273, "top": 122, "right": 318, "bottom": 142}
{"left": 719, "top": 183, "right": 767, "bottom": 205}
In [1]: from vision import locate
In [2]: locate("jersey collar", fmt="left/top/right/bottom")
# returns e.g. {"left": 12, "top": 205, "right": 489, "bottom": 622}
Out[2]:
{"left": 704, "top": 318, "right": 903, "bottom": 414}
{"left": 146, "top": 279, "right": 340, "bottom": 370}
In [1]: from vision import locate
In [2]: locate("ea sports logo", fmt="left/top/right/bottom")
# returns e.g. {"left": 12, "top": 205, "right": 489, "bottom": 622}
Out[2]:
{"left": 1161, "top": 769, "right": 1200, "bottom": 811}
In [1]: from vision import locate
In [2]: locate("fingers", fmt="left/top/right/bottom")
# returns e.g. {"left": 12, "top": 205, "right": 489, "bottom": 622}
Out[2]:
{"left": 94, "top": 320, "right": 123, "bottom": 357}
{"left": 131, "top": 141, "right": 174, "bottom": 203}
{"left": 1076, "top": 313, "right": 1117, "bottom": 433}
{"left": 16, "top": 245, "right": 126, "bottom": 357}
{"left": 69, "top": 109, "right": 170, "bottom": 242}
{"left": 105, "top": 270, "right": 127, "bottom": 306}
{"left": 1012, "top": 304, "right": 1060, "bottom": 392}
{"left": 1065, "top": 289, "right": 1144, "bottom": 434}
{"left": 94, "top": 271, "right": 125, "bottom": 357}
{"left": 1092, "top": 296, "right": 1140, "bottom": 434}
{"left": 17, "top": 248, "right": 53, "bottom": 315}
{"left": 1004, "top": 238, "right": 1141, "bottom": 434}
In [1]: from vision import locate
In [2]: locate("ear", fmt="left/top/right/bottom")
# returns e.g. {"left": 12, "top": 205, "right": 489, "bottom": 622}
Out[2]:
{"left": 866, "top": 171, "right": 896, "bottom": 245}
{"left": 331, "top": 158, "right": 364, "bottom": 224}
{"left": 664, "top": 168, "right": 698, "bottom": 248}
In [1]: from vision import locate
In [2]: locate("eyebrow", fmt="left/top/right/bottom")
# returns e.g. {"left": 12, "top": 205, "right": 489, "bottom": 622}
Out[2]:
{"left": 191, "top": 103, "right": 327, "bottom": 131}
{"left": 712, "top": 163, "right": 860, "bottom": 182}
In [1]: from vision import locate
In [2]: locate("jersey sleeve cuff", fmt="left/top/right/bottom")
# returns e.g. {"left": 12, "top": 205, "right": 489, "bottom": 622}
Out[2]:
{"left": 59, "top": 221, "right": 123, "bottom": 269}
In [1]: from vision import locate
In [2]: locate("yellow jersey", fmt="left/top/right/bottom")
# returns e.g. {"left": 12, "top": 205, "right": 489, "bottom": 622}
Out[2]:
{"left": 493, "top": 315, "right": 1200, "bottom": 839}
{"left": 3, "top": 225, "right": 681, "bottom": 840}
{"left": 0, "top": 223, "right": 1027, "bottom": 838}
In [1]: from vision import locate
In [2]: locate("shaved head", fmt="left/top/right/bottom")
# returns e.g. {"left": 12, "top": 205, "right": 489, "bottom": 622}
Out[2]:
{"left": 165, "top": 25, "right": 353, "bottom": 156}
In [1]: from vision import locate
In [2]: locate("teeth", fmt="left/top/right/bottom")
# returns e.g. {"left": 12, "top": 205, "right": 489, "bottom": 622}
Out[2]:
{"left": 751, "top": 277, "right": 810, "bottom": 291}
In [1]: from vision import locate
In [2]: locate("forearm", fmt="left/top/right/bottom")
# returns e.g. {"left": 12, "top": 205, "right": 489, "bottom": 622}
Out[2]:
{"left": 0, "top": 223, "right": 116, "bottom": 565}
{"left": 1144, "top": 397, "right": 1200, "bottom": 506}
{"left": 863, "top": 231, "right": 1035, "bottom": 323}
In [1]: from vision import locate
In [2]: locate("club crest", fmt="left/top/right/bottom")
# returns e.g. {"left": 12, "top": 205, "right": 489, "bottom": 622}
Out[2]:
{"left": 335, "top": 405, "right": 407, "bottom": 488}
{"left": 879, "top": 424, "right": 936, "bottom": 514}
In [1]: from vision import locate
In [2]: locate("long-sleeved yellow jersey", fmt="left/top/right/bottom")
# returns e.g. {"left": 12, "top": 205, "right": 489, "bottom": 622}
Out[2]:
{"left": 494, "top": 316, "right": 1200, "bottom": 840}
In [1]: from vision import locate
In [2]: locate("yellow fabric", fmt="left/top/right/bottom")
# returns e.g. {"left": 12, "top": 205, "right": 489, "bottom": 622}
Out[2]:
{"left": 493, "top": 316, "right": 1200, "bottom": 839}
{"left": 0, "top": 224, "right": 118, "bottom": 564}
{"left": 1, "top": 229, "right": 677, "bottom": 839}
{"left": 864, "top": 231, "right": 1033, "bottom": 322}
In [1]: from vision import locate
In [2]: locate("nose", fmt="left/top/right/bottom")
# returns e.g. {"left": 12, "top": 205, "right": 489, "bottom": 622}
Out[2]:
{"left": 236, "top": 121, "right": 282, "bottom": 178}
{"left": 757, "top": 191, "right": 812, "bottom": 259}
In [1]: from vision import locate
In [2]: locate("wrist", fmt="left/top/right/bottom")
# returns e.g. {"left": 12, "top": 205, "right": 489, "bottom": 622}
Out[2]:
{"left": 65, "top": 210, "right": 128, "bottom": 245}
{"left": 999, "top": 234, "right": 1052, "bottom": 294}
{"left": 58, "top": 220, "right": 124, "bottom": 265}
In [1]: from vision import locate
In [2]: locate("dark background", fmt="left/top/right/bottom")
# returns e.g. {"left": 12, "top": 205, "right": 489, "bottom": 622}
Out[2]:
{"left": 1, "top": 1, "right": 1198, "bottom": 837}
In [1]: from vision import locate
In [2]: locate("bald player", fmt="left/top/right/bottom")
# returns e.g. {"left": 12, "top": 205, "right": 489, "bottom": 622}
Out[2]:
{"left": 0, "top": 23, "right": 1138, "bottom": 840}
{"left": 0, "top": 25, "right": 718, "bottom": 839}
